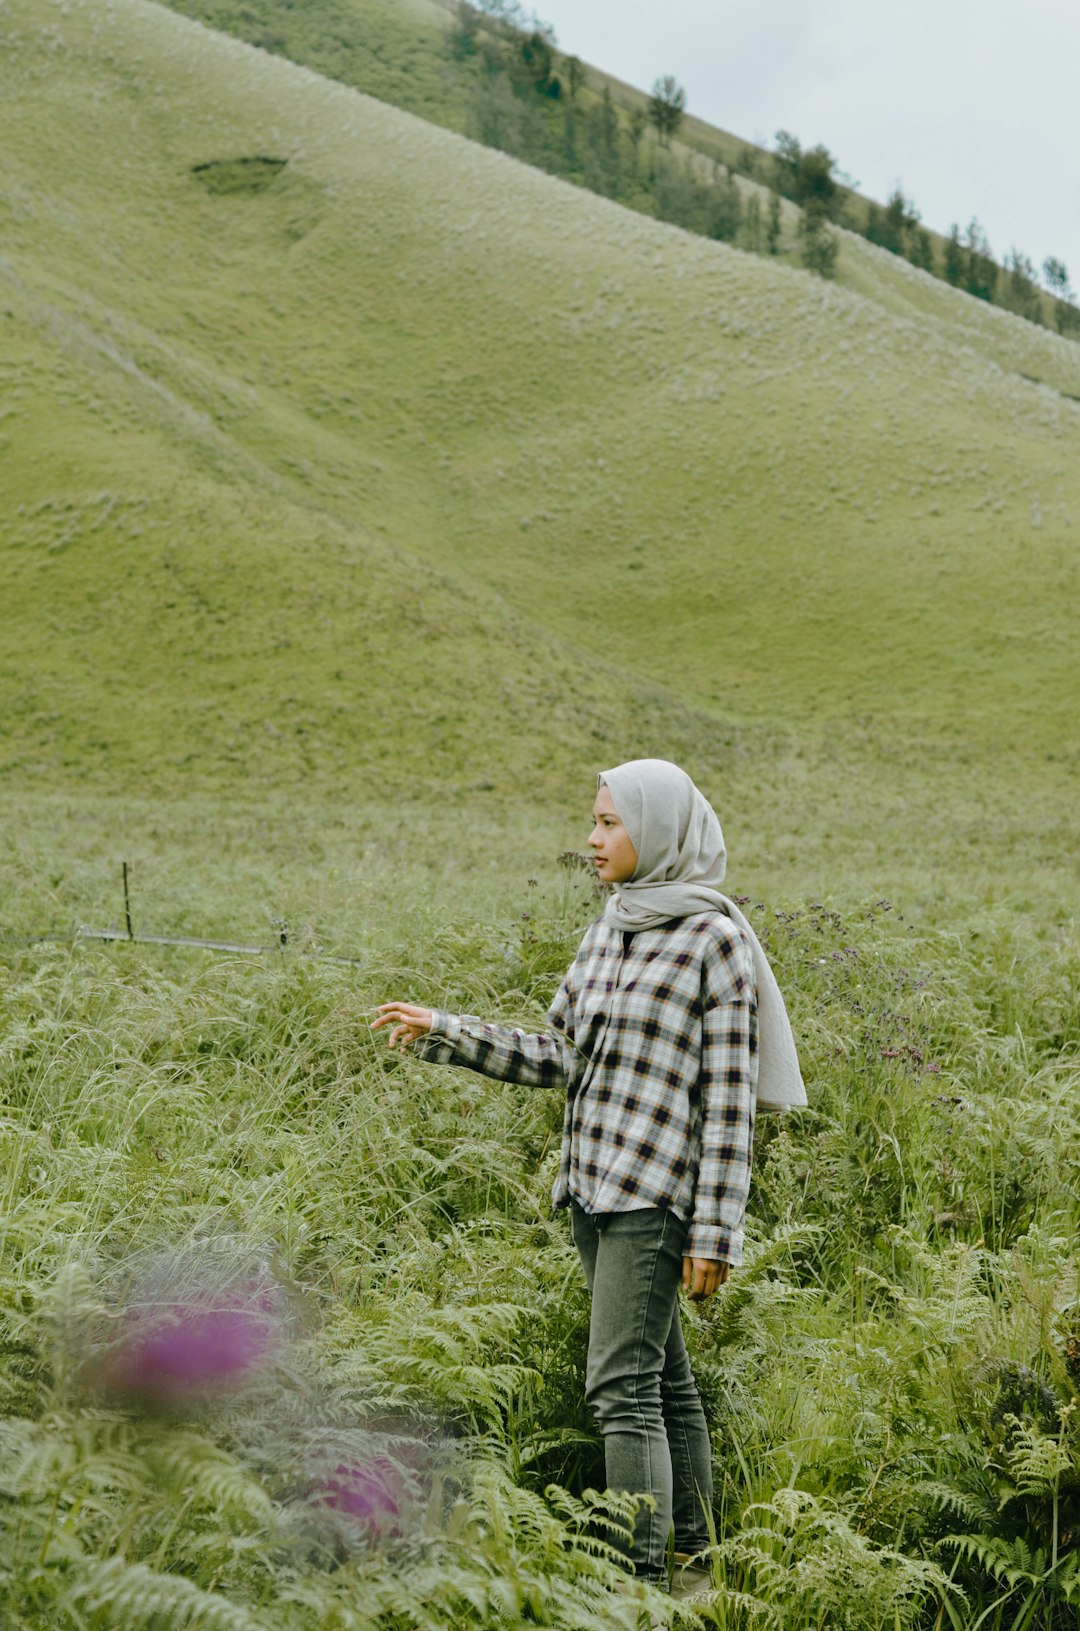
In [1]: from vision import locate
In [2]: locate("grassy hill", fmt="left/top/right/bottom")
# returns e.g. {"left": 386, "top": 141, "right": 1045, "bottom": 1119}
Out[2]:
{"left": 2, "top": 0, "right": 1079, "bottom": 928}
{"left": 161, "top": 0, "right": 1077, "bottom": 333}
{"left": 5, "top": 11, "right": 1080, "bottom": 1627}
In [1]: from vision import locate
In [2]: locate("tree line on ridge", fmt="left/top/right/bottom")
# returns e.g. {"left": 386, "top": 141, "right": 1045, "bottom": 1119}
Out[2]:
{"left": 454, "top": 0, "right": 1079, "bottom": 329}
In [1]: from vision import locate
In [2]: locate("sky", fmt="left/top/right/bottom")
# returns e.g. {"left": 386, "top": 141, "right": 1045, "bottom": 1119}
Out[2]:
{"left": 534, "top": 0, "right": 1080, "bottom": 293}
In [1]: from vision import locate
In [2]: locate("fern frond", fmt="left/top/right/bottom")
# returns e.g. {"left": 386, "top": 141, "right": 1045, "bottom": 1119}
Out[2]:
{"left": 142, "top": 1432, "right": 273, "bottom": 1524}
{"left": 67, "top": 1558, "right": 268, "bottom": 1630}
{"left": 940, "top": 1531, "right": 1049, "bottom": 1589}
{"left": 912, "top": 1478, "right": 994, "bottom": 1525}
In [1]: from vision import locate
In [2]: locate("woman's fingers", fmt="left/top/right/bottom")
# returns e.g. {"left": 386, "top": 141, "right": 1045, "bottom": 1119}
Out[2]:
{"left": 371, "top": 1002, "right": 434, "bottom": 1049}
{"left": 682, "top": 1257, "right": 730, "bottom": 1301}
{"left": 688, "top": 1261, "right": 711, "bottom": 1301}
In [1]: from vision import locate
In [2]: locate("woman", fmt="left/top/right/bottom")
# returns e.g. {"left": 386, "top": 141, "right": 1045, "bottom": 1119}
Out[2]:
{"left": 373, "top": 759, "right": 804, "bottom": 1596}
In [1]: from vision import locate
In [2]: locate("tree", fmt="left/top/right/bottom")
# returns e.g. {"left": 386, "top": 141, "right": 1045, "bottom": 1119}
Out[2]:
{"left": 1043, "top": 256, "right": 1073, "bottom": 301}
{"left": 708, "top": 166, "right": 742, "bottom": 243}
{"left": 882, "top": 188, "right": 908, "bottom": 255}
{"left": 512, "top": 26, "right": 559, "bottom": 96}
{"left": 473, "top": 71, "right": 527, "bottom": 153}
{"left": 741, "top": 192, "right": 763, "bottom": 253}
{"left": 800, "top": 198, "right": 838, "bottom": 278}
{"left": 449, "top": 0, "right": 480, "bottom": 58}
{"left": 766, "top": 190, "right": 781, "bottom": 255}
{"left": 1003, "top": 249, "right": 1043, "bottom": 324}
{"left": 801, "top": 216, "right": 839, "bottom": 278}
{"left": 944, "top": 224, "right": 965, "bottom": 287}
{"left": 909, "top": 228, "right": 934, "bottom": 274}
{"left": 563, "top": 54, "right": 586, "bottom": 101}
{"left": 652, "top": 154, "right": 696, "bottom": 228}
{"left": 876, "top": 188, "right": 933, "bottom": 271}
{"left": 584, "top": 85, "right": 621, "bottom": 196}
{"left": 1041, "top": 257, "right": 1080, "bottom": 335}
{"left": 735, "top": 144, "right": 760, "bottom": 181}
{"left": 773, "top": 132, "right": 838, "bottom": 218}
{"left": 472, "top": 0, "right": 537, "bottom": 24}
{"left": 963, "top": 218, "right": 997, "bottom": 303}
{"left": 772, "top": 128, "right": 802, "bottom": 195}
{"left": 794, "top": 144, "right": 838, "bottom": 216}
{"left": 648, "top": 75, "right": 686, "bottom": 147}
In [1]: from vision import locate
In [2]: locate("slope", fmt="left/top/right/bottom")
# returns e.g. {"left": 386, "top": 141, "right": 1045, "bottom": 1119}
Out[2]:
{"left": 1, "top": 0, "right": 1078, "bottom": 877}
{"left": 161, "top": 0, "right": 1077, "bottom": 344}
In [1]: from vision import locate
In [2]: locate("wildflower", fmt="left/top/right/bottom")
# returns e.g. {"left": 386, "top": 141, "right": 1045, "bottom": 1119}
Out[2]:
{"left": 315, "top": 1458, "right": 403, "bottom": 1533}
{"left": 101, "top": 1295, "right": 282, "bottom": 1407}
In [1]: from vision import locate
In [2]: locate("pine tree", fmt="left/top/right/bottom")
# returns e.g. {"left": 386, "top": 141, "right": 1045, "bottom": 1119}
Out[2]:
{"left": 963, "top": 218, "right": 997, "bottom": 303}
{"left": 563, "top": 54, "right": 586, "bottom": 101}
{"left": 909, "top": 228, "right": 934, "bottom": 273}
{"left": 1004, "top": 250, "right": 1043, "bottom": 324}
{"left": 585, "top": 85, "right": 621, "bottom": 196}
{"left": 766, "top": 190, "right": 781, "bottom": 255}
{"left": 772, "top": 129, "right": 801, "bottom": 197}
{"left": 800, "top": 200, "right": 838, "bottom": 278}
{"left": 708, "top": 166, "right": 742, "bottom": 243}
{"left": 882, "top": 188, "right": 907, "bottom": 255}
{"left": 741, "top": 192, "right": 763, "bottom": 253}
{"left": 648, "top": 75, "right": 686, "bottom": 147}
{"left": 449, "top": 0, "right": 480, "bottom": 58}
{"left": 944, "top": 225, "right": 966, "bottom": 287}
{"left": 1042, "top": 256, "right": 1073, "bottom": 301}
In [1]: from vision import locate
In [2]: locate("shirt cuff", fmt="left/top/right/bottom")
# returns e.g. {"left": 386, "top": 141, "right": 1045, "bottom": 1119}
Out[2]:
{"left": 414, "top": 1009, "right": 461, "bottom": 1063}
{"left": 683, "top": 1221, "right": 743, "bottom": 1266}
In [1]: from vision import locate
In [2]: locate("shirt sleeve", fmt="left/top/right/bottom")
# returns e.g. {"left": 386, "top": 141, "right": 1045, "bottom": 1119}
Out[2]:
{"left": 684, "top": 926, "right": 758, "bottom": 1265}
{"left": 414, "top": 999, "right": 571, "bottom": 1091}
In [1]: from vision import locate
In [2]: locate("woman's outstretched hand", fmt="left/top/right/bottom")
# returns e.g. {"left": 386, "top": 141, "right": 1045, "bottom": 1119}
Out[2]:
{"left": 682, "top": 1257, "right": 729, "bottom": 1301}
{"left": 371, "top": 1002, "right": 434, "bottom": 1051}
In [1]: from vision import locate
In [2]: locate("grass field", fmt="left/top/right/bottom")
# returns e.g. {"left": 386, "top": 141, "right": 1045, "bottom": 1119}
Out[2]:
{"left": 2, "top": 0, "right": 1080, "bottom": 1625}
{"left": 3, "top": 0, "right": 1079, "bottom": 917}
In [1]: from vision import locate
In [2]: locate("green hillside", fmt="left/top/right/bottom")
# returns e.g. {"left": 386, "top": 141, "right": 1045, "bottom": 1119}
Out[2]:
{"left": 161, "top": 0, "right": 1076, "bottom": 333}
{"left": 6, "top": 10, "right": 1080, "bottom": 1628}
{"left": 2, "top": 0, "right": 1079, "bottom": 923}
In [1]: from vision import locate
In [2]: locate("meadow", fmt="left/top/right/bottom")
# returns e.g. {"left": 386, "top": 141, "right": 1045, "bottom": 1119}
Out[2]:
{"left": 2, "top": 0, "right": 1080, "bottom": 1625}
{"left": 4, "top": 858, "right": 1080, "bottom": 1629}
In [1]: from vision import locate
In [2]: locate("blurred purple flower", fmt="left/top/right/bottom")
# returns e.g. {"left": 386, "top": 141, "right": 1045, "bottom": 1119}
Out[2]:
{"left": 316, "top": 1458, "right": 403, "bottom": 1534}
{"left": 102, "top": 1295, "right": 281, "bottom": 1407}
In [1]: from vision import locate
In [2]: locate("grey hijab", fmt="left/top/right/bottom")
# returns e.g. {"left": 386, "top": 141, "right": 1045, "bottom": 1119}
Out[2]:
{"left": 599, "top": 759, "right": 807, "bottom": 1112}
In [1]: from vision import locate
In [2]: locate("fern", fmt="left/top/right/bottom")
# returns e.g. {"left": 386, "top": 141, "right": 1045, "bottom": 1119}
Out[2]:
{"left": 67, "top": 1558, "right": 268, "bottom": 1630}
{"left": 4, "top": 883, "right": 1080, "bottom": 1626}
{"left": 941, "top": 1531, "right": 1049, "bottom": 1590}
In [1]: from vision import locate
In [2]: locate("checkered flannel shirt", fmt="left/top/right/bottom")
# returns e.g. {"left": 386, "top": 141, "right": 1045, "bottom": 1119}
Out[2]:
{"left": 418, "top": 911, "right": 758, "bottom": 1264}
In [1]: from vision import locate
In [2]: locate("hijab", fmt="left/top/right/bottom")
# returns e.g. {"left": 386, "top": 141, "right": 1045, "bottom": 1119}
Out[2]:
{"left": 599, "top": 759, "right": 806, "bottom": 1112}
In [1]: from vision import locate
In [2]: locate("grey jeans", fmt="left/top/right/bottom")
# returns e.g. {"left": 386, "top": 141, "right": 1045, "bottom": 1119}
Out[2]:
{"left": 570, "top": 1200, "right": 714, "bottom": 1584}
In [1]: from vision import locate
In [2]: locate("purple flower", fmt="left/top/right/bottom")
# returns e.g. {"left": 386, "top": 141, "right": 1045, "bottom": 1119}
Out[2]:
{"left": 102, "top": 1298, "right": 280, "bottom": 1406}
{"left": 316, "top": 1459, "right": 402, "bottom": 1531}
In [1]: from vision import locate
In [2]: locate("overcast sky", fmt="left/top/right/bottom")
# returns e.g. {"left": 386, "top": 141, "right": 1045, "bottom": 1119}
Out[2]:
{"left": 535, "top": 0, "right": 1080, "bottom": 292}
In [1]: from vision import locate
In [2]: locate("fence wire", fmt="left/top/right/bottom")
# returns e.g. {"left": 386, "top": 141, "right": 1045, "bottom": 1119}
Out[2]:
{"left": 3, "top": 926, "right": 365, "bottom": 964}
{"left": 2, "top": 866, "right": 367, "bottom": 965}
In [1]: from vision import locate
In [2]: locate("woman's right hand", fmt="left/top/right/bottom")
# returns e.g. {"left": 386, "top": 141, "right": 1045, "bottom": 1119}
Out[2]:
{"left": 371, "top": 1002, "right": 434, "bottom": 1051}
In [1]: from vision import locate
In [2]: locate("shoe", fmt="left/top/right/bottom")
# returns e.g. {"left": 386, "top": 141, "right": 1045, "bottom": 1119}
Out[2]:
{"left": 670, "top": 1553, "right": 715, "bottom": 1603}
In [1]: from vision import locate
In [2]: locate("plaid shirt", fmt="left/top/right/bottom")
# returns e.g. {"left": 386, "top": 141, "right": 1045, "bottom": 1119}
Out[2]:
{"left": 419, "top": 912, "right": 758, "bottom": 1263}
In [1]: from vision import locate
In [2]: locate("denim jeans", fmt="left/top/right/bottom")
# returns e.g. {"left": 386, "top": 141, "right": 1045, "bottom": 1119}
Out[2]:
{"left": 570, "top": 1200, "right": 714, "bottom": 1584}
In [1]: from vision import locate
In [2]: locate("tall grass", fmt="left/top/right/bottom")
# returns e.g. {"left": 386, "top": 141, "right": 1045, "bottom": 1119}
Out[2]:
{"left": 2, "top": 864, "right": 1079, "bottom": 1627}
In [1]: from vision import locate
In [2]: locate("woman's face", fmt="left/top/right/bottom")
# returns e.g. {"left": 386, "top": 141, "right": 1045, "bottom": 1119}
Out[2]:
{"left": 588, "top": 784, "right": 638, "bottom": 884}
